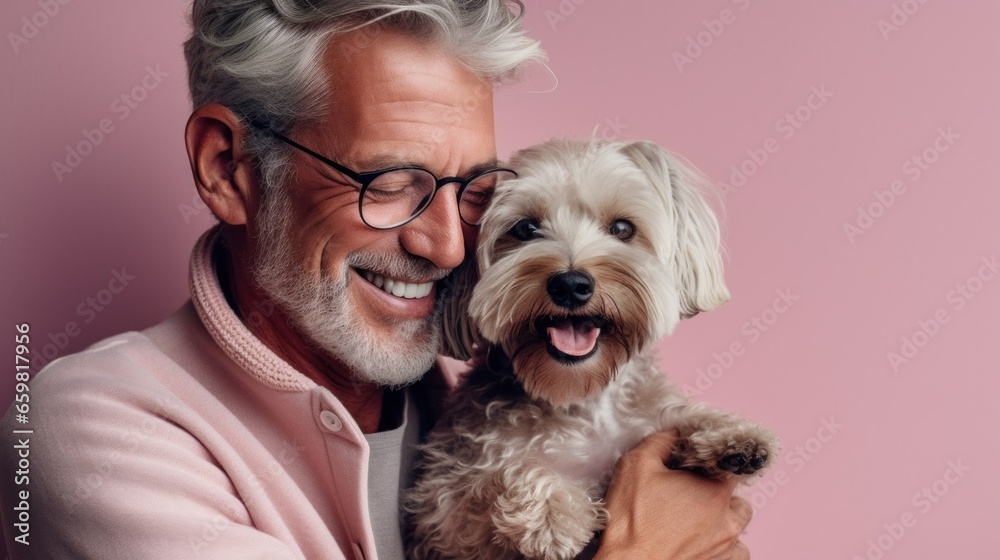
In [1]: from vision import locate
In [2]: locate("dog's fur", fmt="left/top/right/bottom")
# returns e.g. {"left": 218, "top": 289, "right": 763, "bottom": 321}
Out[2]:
{"left": 406, "top": 138, "right": 779, "bottom": 560}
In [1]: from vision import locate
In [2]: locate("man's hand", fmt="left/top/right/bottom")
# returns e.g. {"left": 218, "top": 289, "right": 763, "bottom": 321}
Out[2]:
{"left": 595, "top": 431, "right": 753, "bottom": 560}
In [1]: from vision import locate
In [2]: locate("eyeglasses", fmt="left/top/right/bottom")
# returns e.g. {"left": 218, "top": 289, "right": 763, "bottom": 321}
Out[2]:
{"left": 248, "top": 120, "right": 516, "bottom": 230}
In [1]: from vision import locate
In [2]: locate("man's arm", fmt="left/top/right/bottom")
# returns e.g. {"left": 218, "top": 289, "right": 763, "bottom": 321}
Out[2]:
{"left": 0, "top": 373, "right": 302, "bottom": 559}
{"left": 595, "top": 431, "right": 753, "bottom": 560}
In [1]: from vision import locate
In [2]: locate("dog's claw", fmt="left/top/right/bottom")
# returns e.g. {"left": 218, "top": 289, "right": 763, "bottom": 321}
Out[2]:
{"left": 718, "top": 450, "right": 768, "bottom": 475}
{"left": 718, "top": 453, "right": 748, "bottom": 472}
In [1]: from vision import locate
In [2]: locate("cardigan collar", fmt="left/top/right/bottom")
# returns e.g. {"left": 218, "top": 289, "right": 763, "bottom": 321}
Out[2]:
{"left": 189, "top": 225, "right": 318, "bottom": 392}
{"left": 188, "top": 225, "right": 451, "bottom": 429}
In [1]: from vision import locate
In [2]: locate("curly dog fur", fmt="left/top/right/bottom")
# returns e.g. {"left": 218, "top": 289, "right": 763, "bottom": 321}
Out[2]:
{"left": 406, "top": 138, "right": 779, "bottom": 560}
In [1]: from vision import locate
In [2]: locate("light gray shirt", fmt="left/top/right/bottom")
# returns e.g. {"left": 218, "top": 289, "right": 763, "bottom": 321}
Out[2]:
{"left": 363, "top": 391, "right": 420, "bottom": 560}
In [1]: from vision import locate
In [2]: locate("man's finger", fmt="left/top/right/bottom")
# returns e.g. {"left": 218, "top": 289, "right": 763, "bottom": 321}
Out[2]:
{"left": 729, "top": 495, "right": 753, "bottom": 528}
{"left": 721, "top": 475, "right": 742, "bottom": 494}
{"left": 731, "top": 541, "right": 750, "bottom": 560}
{"left": 632, "top": 430, "right": 680, "bottom": 464}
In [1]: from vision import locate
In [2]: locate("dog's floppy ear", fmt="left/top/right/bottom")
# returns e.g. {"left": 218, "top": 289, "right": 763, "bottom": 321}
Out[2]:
{"left": 438, "top": 255, "right": 481, "bottom": 361}
{"left": 621, "top": 141, "right": 730, "bottom": 317}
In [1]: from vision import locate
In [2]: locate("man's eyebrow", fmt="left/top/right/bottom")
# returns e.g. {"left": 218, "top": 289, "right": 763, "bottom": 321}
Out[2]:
{"left": 458, "top": 158, "right": 502, "bottom": 177}
{"left": 354, "top": 156, "right": 502, "bottom": 176}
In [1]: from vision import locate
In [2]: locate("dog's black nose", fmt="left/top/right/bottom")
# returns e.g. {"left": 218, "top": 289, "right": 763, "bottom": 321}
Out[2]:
{"left": 547, "top": 271, "right": 594, "bottom": 309}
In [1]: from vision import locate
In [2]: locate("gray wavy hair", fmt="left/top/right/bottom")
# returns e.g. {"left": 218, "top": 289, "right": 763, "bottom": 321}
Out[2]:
{"left": 183, "top": 0, "right": 545, "bottom": 194}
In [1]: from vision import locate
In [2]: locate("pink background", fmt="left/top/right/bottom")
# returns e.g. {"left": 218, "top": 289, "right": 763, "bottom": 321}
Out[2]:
{"left": 2, "top": 1, "right": 998, "bottom": 558}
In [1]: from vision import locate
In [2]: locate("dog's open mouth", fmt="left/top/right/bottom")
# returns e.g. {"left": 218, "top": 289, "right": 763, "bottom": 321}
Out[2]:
{"left": 535, "top": 316, "right": 609, "bottom": 363}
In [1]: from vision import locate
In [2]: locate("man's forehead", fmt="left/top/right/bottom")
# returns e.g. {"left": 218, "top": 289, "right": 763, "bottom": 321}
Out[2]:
{"left": 312, "top": 27, "right": 497, "bottom": 176}
{"left": 323, "top": 26, "right": 492, "bottom": 101}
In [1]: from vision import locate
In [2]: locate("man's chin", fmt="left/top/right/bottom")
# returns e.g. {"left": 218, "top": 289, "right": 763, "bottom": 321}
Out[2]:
{"left": 254, "top": 258, "right": 443, "bottom": 387}
{"left": 310, "top": 316, "right": 442, "bottom": 389}
{"left": 335, "top": 283, "right": 446, "bottom": 387}
{"left": 344, "top": 341, "right": 439, "bottom": 388}
{"left": 353, "top": 362, "right": 432, "bottom": 388}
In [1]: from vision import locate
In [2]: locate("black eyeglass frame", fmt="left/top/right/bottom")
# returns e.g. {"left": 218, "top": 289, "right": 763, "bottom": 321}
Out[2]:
{"left": 248, "top": 120, "right": 516, "bottom": 230}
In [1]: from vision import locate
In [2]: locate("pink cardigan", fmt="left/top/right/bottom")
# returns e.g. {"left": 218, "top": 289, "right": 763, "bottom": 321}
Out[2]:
{"left": 1, "top": 227, "right": 458, "bottom": 559}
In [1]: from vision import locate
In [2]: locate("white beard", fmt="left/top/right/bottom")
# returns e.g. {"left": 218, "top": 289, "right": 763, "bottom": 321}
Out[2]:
{"left": 249, "top": 189, "right": 446, "bottom": 388}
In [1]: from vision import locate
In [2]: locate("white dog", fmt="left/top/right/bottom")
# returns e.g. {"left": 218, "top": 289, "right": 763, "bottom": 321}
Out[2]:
{"left": 406, "top": 138, "right": 779, "bottom": 560}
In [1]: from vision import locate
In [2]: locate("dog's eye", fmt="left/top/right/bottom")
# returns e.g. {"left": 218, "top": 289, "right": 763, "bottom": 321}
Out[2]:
{"left": 609, "top": 219, "right": 635, "bottom": 241}
{"left": 510, "top": 218, "right": 541, "bottom": 241}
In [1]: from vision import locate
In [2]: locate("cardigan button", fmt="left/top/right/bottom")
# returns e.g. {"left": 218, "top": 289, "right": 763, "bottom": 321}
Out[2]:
{"left": 319, "top": 410, "right": 343, "bottom": 432}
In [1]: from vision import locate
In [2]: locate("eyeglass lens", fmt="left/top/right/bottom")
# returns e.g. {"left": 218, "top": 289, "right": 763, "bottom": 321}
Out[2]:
{"left": 360, "top": 169, "right": 515, "bottom": 228}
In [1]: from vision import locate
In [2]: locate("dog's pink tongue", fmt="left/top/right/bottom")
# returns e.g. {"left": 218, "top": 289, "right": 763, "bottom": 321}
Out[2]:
{"left": 547, "top": 319, "right": 600, "bottom": 357}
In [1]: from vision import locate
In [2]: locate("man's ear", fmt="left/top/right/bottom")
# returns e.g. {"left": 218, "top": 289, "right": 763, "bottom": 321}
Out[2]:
{"left": 184, "top": 103, "right": 259, "bottom": 226}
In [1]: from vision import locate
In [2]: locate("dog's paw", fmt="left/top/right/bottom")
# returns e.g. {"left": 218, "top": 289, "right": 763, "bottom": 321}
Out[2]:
{"left": 491, "top": 469, "right": 605, "bottom": 560}
{"left": 668, "top": 421, "right": 779, "bottom": 480}
{"left": 717, "top": 439, "right": 770, "bottom": 475}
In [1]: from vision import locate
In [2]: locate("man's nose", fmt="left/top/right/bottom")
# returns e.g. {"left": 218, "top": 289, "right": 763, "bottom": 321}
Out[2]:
{"left": 399, "top": 184, "right": 466, "bottom": 271}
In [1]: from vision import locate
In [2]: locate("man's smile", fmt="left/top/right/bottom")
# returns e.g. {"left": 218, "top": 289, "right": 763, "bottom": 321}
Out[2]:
{"left": 356, "top": 268, "right": 435, "bottom": 299}
{"left": 351, "top": 267, "right": 438, "bottom": 319}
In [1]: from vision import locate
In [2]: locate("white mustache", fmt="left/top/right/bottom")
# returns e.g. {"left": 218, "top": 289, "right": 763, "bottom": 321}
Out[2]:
{"left": 345, "top": 251, "right": 451, "bottom": 283}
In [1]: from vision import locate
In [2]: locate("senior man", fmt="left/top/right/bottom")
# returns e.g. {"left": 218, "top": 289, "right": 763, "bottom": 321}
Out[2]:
{"left": 1, "top": 1, "right": 753, "bottom": 559}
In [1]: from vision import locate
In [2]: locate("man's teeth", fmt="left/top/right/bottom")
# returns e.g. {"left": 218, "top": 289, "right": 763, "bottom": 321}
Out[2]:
{"left": 363, "top": 271, "right": 433, "bottom": 299}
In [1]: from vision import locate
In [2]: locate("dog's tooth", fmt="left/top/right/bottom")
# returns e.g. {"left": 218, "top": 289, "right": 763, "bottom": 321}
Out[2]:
{"left": 373, "top": 274, "right": 384, "bottom": 288}
{"left": 383, "top": 278, "right": 394, "bottom": 293}
{"left": 365, "top": 271, "right": 374, "bottom": 283}
{"left": 419, "top": 282, "right": 432, "bottom": 298}
{"left": 391, "top": 281, "right": 407, "bottom": 297}
{"left": 404, "top": 282, "right": 418, "bottom": 299}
